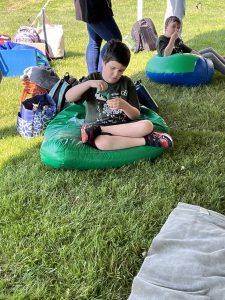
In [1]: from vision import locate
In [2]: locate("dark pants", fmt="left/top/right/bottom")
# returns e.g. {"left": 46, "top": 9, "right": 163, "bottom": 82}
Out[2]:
{"left": 86, "top": 16, "right": 122, "bottom": 74}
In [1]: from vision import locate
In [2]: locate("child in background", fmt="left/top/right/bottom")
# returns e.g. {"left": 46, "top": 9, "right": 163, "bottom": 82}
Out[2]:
{"left": 164, "top": 0, "right": 185, "bottom": 36}
{"left": 66, "top": 39, "right": 173, "bottom": 151}
{"left": 157, "top": 16, "right": 225, "bottom": 76}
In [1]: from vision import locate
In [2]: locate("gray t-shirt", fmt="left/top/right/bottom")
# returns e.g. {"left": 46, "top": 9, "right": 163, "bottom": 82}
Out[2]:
{"left": 80, "top": 72, "right": 140, "bottom": 125}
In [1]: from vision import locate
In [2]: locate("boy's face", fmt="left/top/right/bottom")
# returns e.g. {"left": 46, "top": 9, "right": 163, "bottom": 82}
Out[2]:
{"left": 165, "top": 21, "right": 180, "bottom": 37}
{"left": 102, "top": 60, "right": 126, "bottom": 84}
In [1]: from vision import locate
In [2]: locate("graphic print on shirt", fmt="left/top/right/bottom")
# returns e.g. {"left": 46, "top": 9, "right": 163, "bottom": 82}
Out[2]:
{"left": 174, "top": 38, "right": 184, "bottom": 53}
{"left": 95, "top": 89, "right": 128, "bottom": 124}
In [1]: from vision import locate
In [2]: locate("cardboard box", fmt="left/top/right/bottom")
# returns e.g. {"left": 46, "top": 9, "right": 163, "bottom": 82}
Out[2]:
{"left": 22, "top": 42, "right": 46, "bottom": 55}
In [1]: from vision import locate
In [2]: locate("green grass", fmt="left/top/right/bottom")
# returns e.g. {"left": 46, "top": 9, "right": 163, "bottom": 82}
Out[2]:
{"left": 1, "top": 0, "right": 225, "bottom": 299}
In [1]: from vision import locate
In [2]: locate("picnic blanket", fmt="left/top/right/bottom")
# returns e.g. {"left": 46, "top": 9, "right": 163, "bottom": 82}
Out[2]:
{"left": 128, "top": 202, "right": 225, "bottom": 300}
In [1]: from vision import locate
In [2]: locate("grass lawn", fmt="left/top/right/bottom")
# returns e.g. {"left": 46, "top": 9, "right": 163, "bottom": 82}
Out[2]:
{"left": 1, "top": 0, "right": 225, "bottom": 299}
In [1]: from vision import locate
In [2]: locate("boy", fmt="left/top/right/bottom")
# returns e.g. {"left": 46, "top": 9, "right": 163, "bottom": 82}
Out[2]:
{"left": 157, "top": 16, "right": 195, "bottom": 57}
{"left": 164, "top": 0, "right": 185, "bottom": 36}
{"left": 157, "top": 16, "right": 225, "bottom": 75}
{"left": 66, "top": 39, "right": 173, "bottom": 151}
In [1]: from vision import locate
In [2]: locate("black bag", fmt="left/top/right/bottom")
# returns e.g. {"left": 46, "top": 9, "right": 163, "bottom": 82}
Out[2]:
{"left": 134, "top": 80, "right": 159, "bottom": 112}
{"left": 49, "top": 73, "right": 79, "bottom": 113}
{"left": 131, "top": 18, "right": 158, "bottom": 53}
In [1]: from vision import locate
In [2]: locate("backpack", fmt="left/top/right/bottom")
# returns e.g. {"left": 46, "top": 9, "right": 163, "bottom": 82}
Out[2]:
{"left": 15, "top": 26, "right": 41, "bottom": 43}
{"left": 49, "top": 73, "right": 79, "bottom": 114}
{"left": 131, "top": 18, "right": 158, "bottom": 53}
{"left": 0, "top": 34, "right": 11, "bottom": 44}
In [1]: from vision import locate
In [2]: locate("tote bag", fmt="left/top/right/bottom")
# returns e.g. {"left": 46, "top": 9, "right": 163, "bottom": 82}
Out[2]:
{"left": 36, "top": 9, "right": 65, "bottom": 59}
{"left": 17, "top": 93, "right": 56, "bottom": 138}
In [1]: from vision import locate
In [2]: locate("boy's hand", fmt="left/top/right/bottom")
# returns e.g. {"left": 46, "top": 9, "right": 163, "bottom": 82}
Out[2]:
{"left": 89, "top": 80, "right": 108, "bottom": 91}
{"left": 171, "top": 30, "right": 179, "bottom": 42}
{"left": 107, "top": 98, "right": 140, "bottom": 120}
{"left": 107, "top": 98, "right": 127, "bottom": 110}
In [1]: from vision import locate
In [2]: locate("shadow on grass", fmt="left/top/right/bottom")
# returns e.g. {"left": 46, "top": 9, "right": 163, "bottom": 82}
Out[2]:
{"left": 0, "top": 140, "right": 41, "bottom": 169}
{"left": 0, "top": 125, "right": 18, "bottom": 139}
{"left": 184, "top": 29, "right": 225, "bottom": 54}
{"left": 65, "top": 51, "right": 84, "bottom": 59}
{"left": 1, "top": 77, "right": 225, "bottom": 300}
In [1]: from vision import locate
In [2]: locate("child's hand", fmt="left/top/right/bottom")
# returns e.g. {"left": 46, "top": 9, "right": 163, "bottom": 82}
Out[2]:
{"left": 89, "top": 80, "right": 108, "bottom": 91}
{"left": 107, "top": 98, "right": 140, "bottom": 120}
{"left": 107, "top": 98, "right": 126, "bottom": 110}
{"left": 171, "top": 30, "right": 179, "bottom": 42}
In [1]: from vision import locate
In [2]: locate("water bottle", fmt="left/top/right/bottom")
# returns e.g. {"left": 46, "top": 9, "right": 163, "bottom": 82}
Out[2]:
{"left": 134, "top": 80, "right": 159, "bottom": 112}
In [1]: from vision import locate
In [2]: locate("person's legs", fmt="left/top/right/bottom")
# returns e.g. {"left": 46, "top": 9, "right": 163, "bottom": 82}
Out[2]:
{"left": 88, "top": 16, "right": 122, "bottom": 72}
{"left": 95, "top": 135, "right": 145, "bottom": 150}
{"left": 81, "top": 121, "right": 173, "bottom": 150}
{"left": 101, "top": 120, "right": 153, "bottom": 138}
{"left": 81, "top": 120, "right": 153, "bottom": 144}
{"left": 94, "top": 132, "right": 173, "bottom": 150}
{"left": 172, "top": 0, "right": 186, "bottom": 19}
{"left": 199, "top": 48, "right": 225, "bottom": 75}
{"left": 86, "top": 24, "right": 102, "bottom": 74}
{"left": 199, "top": 48, "right": 225, "bottom": 64}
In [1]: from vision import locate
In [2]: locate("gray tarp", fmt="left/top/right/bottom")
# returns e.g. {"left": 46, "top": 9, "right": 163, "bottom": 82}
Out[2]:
{"left": 128, "top": 202, "right": 225, "bottom": 300}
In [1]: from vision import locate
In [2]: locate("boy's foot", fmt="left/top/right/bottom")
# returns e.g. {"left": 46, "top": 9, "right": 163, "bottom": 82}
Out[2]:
{"left": 144, "top": 131, "right": 173, "bottom": 149}
{"left": 81, "top": 124, "right": 101, "bottom": 144}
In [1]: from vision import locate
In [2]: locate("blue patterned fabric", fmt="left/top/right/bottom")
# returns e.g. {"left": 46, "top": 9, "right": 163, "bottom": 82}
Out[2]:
{"left": 17, "top": 94, "right": 56, "bottom": 139}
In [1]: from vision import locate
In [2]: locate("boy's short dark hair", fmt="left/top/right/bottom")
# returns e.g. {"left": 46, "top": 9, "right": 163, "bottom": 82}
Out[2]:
{"left": 165, "top": 16, "right": 181, "bottom": 30}
{"left": 103, "top": 39, "right": 131, "bottom": 67}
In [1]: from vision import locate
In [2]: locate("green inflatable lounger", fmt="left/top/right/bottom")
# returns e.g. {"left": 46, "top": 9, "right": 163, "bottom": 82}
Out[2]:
{"left": 40, "top": 104, "right": 170, "bottom": 170}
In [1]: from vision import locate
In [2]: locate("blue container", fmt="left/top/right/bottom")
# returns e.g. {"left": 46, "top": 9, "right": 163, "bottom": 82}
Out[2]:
{"left": 20, "top": 103, "right": 34, "bottom": 121}
{"left": 0, "top": 49, "right": 38, "bottom": 77}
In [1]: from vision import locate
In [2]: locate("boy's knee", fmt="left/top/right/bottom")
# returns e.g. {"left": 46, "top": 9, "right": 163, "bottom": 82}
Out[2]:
{"left": 206, "top": 47, "right": 215, "bottom": 54}
{"left": 202, "top": 52, "right": 214, "bottom": 60}
{"left": 94, "top": 135, "right": 111, "bottom": 151}
{"left": 140, "top": 120, "right": 154, "bottom": 133}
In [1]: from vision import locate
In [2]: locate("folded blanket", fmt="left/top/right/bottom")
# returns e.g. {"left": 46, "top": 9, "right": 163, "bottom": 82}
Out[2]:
{"left": 128, "top": 202, "right": 225, "bottom": 300}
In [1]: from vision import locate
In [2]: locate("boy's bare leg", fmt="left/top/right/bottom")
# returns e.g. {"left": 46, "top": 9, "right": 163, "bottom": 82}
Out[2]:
{"left": 95, "top": 135, "right": 145, "bottom": 150}
{"left": 101, "top": 120, "right": 153, "bottom": 138}
{"left": 81, "top": 120, "right": 174, "bottom": 150}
